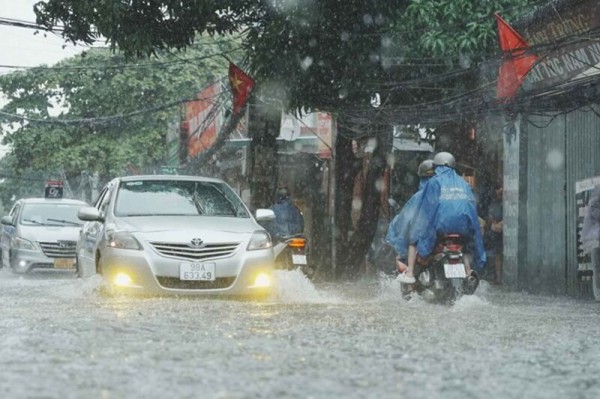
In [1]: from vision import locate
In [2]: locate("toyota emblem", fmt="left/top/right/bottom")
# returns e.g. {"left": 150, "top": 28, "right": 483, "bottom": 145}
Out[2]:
{"left": 190, "top": 238, "right": 204, "bottom": 248}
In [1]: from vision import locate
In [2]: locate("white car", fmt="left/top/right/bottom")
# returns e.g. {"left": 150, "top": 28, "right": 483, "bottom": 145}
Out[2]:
{"left": 76, "top": 175, "right": 276, "bottom": 297}
{"left": 0, "top": 198, "right": 88, "bottom": 273}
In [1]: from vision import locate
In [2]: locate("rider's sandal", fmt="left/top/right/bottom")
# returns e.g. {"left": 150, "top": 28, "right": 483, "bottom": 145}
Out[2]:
{"left": 397, "top": 271, "right": 416, "bottom": 284}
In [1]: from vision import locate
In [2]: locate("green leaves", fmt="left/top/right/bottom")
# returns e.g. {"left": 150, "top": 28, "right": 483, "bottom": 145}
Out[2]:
{"left": 396, "top": 0, "right": 533, "bottom": 60}
{"left": 0, "top": 37, "right": 241, "bottom": 202}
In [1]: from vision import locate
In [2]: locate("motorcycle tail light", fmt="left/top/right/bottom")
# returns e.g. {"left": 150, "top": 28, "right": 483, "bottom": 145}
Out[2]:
{"left": 288, "top": 238, "right": 306, "bottom": 249}
{"left": 446, "top": 244, "right": 463, "bottom": 252}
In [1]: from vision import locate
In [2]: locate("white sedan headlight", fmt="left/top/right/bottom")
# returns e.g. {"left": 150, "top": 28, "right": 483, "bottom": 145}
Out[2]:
{"left": 247, "top": 231, "right": 272, "bottom": 251}
{"left": 14, "top": 237, "right": 39, "bottom": 251}
{"left": 106, "top": 231, "right": 142, "bottom": 250}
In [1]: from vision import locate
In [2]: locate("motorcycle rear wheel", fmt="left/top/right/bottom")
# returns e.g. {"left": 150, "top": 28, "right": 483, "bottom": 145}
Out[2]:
{"left": 448, "top": 278, "right": 464, "bottom": 304}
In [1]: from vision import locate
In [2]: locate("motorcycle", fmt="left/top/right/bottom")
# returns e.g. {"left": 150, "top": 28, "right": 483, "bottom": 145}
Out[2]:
{"left": 272, "top": 234, "right": 315, "bottom": 279}
{"left": 399, "top": 234, "right": 479, "bottom": 304}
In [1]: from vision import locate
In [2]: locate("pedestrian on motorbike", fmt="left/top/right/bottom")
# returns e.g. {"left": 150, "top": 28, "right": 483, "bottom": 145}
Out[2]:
{"left": 398, "top": 151, "right": 486, "bottom": 284}
{"left": 581, "top": 184, "right": 600, "bottom": 301}
{"left": 385, "top": 159, "right": 435, "bottom": 273}
{"left": 269, "top": 187, "right": 304, "bottom": 239}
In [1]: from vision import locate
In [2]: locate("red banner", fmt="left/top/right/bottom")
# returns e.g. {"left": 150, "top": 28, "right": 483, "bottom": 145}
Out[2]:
{"left": 183, "top": 81, "right": 222, "bottom": 158}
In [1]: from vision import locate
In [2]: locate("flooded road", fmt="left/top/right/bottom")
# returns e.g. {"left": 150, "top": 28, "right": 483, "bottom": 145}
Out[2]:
{"left": 0, "top": 269, "right": 599, "bottom": 399}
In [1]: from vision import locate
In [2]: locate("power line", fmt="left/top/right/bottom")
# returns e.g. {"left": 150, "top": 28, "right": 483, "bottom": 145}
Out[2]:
{"left": 0, "top": 48, "right": 240, "bottom": 71}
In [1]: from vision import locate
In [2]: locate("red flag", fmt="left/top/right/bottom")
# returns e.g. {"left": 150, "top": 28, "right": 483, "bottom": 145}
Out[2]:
{"left": 496, "top": 13, "right": 537, "bottom": 101}
{"left": 228, "top": 62, "right": 255, "bottom": 115}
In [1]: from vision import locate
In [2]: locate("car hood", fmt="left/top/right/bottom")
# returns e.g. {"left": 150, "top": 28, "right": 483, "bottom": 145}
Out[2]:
{"left": 18, "top": 225, "right": 81, "bottom": 242}
{"left": 113, "top": 216, "right": 261, "bottom": 242}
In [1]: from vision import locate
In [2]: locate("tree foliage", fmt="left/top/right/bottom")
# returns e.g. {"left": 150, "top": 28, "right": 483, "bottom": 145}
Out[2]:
{"left": 34, "top": 0, "right": 535, "bottom": 116}
{"left": 0, "top": 38, "right": 240, "bottom": 204}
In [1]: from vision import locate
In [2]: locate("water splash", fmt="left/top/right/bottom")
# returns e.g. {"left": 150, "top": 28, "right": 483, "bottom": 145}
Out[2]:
{"left": 270, "top": 269, "right": 340, "bottom": 304}
{"left": 451, "top": 293, "right": 490, "bottom": 312}
{"left": 53, "top": 274, "right": 104, "bottom": 298}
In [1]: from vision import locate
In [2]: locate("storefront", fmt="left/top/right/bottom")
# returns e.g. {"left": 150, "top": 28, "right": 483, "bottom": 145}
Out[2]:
{"left": 493, "top": 0, "right": 600, "bottom": 296}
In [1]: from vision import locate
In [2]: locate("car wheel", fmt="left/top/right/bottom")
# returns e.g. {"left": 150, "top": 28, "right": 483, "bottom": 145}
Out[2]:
{"left": 75, "top": 255, "right": 83, "bottom": 278}
{"left": 95, "top": 252, "right": 104, "bottom": 276}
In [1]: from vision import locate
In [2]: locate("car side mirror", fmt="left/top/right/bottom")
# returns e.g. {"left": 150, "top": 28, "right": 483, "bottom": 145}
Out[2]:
{"left": 78, "top": 206, "right": 103, "bottom": 222}
{"left": 255, "top": 209, "right": 276, "bottom": 222}
{"left": 1, "top": 215, "right": 13, "bottom": 226}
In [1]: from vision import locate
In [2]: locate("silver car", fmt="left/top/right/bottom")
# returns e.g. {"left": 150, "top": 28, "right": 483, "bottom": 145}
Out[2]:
{"left": 76, "top": 175, "right": 276, "bottom": 297}
{"left": 0, "top": 198, "right": 88, "bottom": 273}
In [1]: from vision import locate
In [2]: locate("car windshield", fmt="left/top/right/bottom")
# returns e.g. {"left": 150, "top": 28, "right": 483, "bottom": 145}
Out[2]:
{"left": 19, "top": 203, "right": 85, "bottom": 227}
{"left": 114, "top": 180, "right": 249, "bottom": 218}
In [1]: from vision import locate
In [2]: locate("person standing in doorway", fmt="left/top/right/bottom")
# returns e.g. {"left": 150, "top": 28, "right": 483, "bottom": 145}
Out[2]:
{"left": 488, "top": 182, "right": 503, "bottom": 285}
{"left": 581, "top": 184, "right": 600, "bottom": 301}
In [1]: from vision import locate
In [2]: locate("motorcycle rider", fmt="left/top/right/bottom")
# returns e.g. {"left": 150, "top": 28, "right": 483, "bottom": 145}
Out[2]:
{"left": 269, "top": 187, "right": 304, "bottom": 239}
{"left": 385, "top": 159, "right": 435, "bottom": 273}
{"left": 398, "top": 151, "right": 486, "bottom": 283}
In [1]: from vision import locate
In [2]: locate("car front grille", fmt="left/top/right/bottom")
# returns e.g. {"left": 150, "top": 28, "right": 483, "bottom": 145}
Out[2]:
{"left": 39, "top": 241, "right": 77, "bottom": 258}
{"left": 149, "top": 242, "right": 240, "bottom": 261}
{"left": 156, "top": 276, "right": 236, "bottom": 290}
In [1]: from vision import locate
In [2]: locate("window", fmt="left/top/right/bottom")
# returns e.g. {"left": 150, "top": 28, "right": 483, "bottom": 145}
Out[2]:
{"left": 19, "top": 203, "right": 84, "bottom": 227}
{"left": 114, "top": 180, "right": 249, "bottom": 218}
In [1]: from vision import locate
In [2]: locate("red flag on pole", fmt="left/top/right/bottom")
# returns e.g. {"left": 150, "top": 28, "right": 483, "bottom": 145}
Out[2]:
{"left": 228, "top": 62, "right": 255, "bottom": 115}
{"left": 495, "top": 13, "right": 537, "bottom": 101}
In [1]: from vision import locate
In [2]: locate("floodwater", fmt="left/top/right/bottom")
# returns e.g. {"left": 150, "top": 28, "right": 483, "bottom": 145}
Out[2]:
{"left": 0, "top": 268, "right": 599, "bottom": 399}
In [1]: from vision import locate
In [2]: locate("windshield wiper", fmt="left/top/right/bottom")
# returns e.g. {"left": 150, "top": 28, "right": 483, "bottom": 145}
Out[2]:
{"left": 22, "top": 218, "right": 44, "bottom": 225}
{"left": 120, "top": 213, "right": 196, "bottom": 217}
{"left": 47, "top": 218, "right": 82, "bottom": 226}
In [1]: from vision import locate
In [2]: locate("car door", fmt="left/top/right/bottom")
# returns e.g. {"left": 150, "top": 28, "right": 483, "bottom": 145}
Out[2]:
{"left": 77, "top": 186, "right": 112, "bottom": 275}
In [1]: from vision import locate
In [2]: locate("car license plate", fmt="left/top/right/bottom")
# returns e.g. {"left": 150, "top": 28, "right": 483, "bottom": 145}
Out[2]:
{"left": 180, "top": 262, "right": 216, "bottom": 281}
{"left": 292, "top": 254, "right": 307, "bottom": 265}
{"left": 54, "top": 258, "right": 75, "bottom": 269}
{"left": 444, "top": 263, "right": 466, "bottom": 278}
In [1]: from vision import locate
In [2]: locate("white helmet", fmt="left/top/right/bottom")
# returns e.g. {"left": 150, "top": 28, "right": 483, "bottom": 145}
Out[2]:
{"left": 433, "top": 152, "right": 456, "bottom": 168}
{"left": 417, "top": 159, "right": 435, "bottom": 177}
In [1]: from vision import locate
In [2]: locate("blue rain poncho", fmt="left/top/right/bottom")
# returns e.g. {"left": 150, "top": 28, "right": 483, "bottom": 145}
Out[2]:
{"left": 269, "top": 198, "right": 304, "bottom": 238}
{"left": 385, "top": 178, "right": 430, "bottom": 259}
{"left": 410, "top": 166, "right": 486, "bottom": 270}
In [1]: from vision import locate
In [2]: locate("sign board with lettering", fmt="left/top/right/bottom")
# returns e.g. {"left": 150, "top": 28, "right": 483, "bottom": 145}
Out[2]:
{"left": 44, "top": 181, "right": 64, "bottom": 199}
{"left": 520, "top": 0, "right": 600, "bottom": 92}
{"left": 574, "top": 176, "right": 600, "bottom": 275}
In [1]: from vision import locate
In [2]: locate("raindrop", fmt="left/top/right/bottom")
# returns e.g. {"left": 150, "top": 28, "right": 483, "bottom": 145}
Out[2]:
{"left": 375, "top": 178, "right": 384, "bottom": 192}
{"left": 365, "top": 137, "right": 378, "bottom": 153}
{"left": 308, "top": 38, "right": 317, "bottom": 47}
{"left": 352, "top": 198, "right": 363, "bottom": 211}
{"left": 369, "top": 53, "right": 380, "bottom": 63}
{"left": 301, "top": 56, "right": 313, "bottom": 70}
{"left": 340, "top": 31, "right": 350, "bottom": 42}
{"left": 459, "top": 53, "right": 472, "bottom": 69}
{"left": 387, "top": 154, "right": 396, "bottom": 167}
{"left": 338, "top": 88, "right": 348, "bottom": 99}
{"left": 363, "top": 14, "right": 373, "bottom": 25}
{"left": 381, "top": 36, "right": 392, "bottom": 47}
{"left": 546, "top": 149, "right": 564, "bottom": 170}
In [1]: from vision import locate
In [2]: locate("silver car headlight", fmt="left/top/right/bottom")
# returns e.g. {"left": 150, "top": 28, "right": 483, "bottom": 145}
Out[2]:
{"left": 247, "top": 231, "right": 272, "bottom": 251}
{"left": 14, "top": 237, "right": 39, "bottom": 251}
{"left": 106, "top": 231, "right": 142, "bottom": 250}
